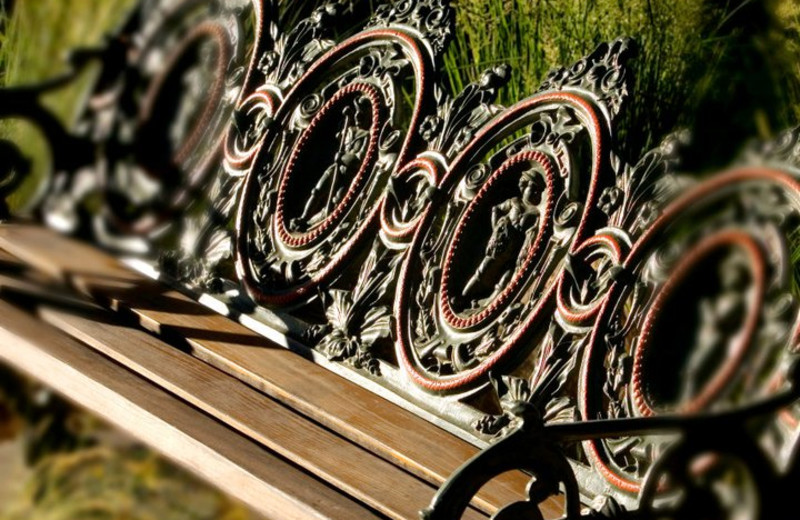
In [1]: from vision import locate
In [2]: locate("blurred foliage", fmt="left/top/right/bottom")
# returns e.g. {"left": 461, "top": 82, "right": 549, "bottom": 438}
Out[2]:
{"left": 0, "top": 0, "right": 137, "bottom": 118}
{"left": 0, "top": 364, "right": 98, "bottom": 465}
{"left": 0, "top": 365, "right": 257, "bottom": 520}
{"left": 1, "top": 0, "right": 800, "bottom": 515}
{"left": 0, "top": 0, "right": 138, "bottom": 211}
{"left": 0, "top": 446, "right": 252, "bottom": 520}
{"left": 771, "top": 0, "right": 800, "bottom": 119}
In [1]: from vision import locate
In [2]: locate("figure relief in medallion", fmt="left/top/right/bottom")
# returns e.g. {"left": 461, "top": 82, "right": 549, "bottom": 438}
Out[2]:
{"left": 462, "top": 167, "right": 545, "bottom": 308}
{"left": 289, "top": 98, "right": 371, "bottom": 233}
{"left": 679, "top": 251, "right": 750, "bottom": 405}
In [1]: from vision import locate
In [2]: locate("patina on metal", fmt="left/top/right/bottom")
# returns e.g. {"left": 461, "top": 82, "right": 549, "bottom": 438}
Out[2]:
{"left": 425, "top": 363, "right": 800, "bottom": 519}
{"left": 1, "top": 0, "right": 800, "bottom": 518}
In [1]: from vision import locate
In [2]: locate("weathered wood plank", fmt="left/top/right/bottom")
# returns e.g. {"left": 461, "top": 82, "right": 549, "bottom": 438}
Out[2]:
{"left": 0, "top": 223, "right": 557, "bottom": 518}
{"left": 0, "top": 247, "right": 23, "bottom": 268}
{"left": 40, "top": 305, "right": 488, "bottom": 520}
{"left": 0, "top": 298, "right": 383, "bottom": 520}
{"left": 0, "top": 272, "right": 101, "bottom": 310}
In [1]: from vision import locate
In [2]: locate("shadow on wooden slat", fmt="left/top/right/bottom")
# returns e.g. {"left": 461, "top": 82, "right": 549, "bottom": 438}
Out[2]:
{"left": 165, "top": 325, "right": 286, "bottom": 350}
{"left": 61, "top": 271, "right": 216, "bottom": 317}
{"left": 21, "top": 265, "right": 299, "bottom": 353}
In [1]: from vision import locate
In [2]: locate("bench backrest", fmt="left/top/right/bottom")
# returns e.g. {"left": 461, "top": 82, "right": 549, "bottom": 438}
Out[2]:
{"left": 2, "top": 0, "right": 799, "bottom": 517}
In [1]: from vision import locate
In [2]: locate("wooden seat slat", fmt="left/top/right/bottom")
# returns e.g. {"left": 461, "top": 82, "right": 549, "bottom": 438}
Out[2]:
{"left": 0, "top": 298, "right": 384, "bottom": 520}
{"left": 39, "top": 304, "right": 488, "bottom": 520}
{"left": 0, "top": 224, "right": 558, "bottom": 518}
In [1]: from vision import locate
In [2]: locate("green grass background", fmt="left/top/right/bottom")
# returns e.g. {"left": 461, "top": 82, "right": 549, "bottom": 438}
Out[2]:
{"left": 0, "top": 0, "right": 137, "bottom": 119}
{"left": 291, "top": 0, "right": 800, "bottom": 167}
{"left": 0, "top": 0, "right": 139, "bottom": 210}
{"left": 3, "top": 1, "right": 800, "bottom": 176}
{"left": 445, "top": 0, "right": 800, "bottom": 167}
{"left": 1, "top": 0, "right": 800, "bottom": 517}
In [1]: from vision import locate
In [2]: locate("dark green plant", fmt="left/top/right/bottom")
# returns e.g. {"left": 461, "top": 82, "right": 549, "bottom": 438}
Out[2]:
{"left": 444, "top": 0, "right": 800, "bottom": 169}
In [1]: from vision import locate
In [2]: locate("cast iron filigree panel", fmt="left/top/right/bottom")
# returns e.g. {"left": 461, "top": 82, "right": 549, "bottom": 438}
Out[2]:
{"left": 2, "top": 0, "right": 800, "bottom": 517}
{"left": 39, "top": 0, "right": 261, "bottom": 246}
{"left": 232, "top": 1, "right": 451, "bottom": 307}
{"left": 394, "top": 76, "right": 627, "bottom": 392}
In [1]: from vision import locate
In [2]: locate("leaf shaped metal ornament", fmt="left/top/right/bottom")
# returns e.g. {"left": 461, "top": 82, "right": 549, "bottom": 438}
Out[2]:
{"left": 4, "top": 1, "right": 800, "bottom": 515}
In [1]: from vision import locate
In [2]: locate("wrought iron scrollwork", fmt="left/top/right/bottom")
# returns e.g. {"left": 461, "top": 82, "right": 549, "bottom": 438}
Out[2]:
{"left": 425, "top": 363, "right": 800, "bottom": 519}
{"left": 1, "top": 0, "right": 260, "bottom": 254}
{"left": 2, "top": 0, "right": 800, "bottom": 517}
{"left": 233, "top": 1, "right": 447, "bottom": 307}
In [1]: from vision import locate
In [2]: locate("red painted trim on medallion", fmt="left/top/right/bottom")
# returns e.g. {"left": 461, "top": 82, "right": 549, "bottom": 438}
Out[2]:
{"left": 111, "top": 19, "right": 232, "bottom": 235}
{"left": 439, "top": 151, "right": 556, "bottom": 330}
{"left": 556, "top": 234, "right": 624, "bottom": 325}
{"left": 580, "top": 287, "right": 650, "bottom": 494}
{"left": 579, "top": 166, "right": 800, "bottom": 494}
{"left": 138, "top": 21, "right": 232, "bottom": 166}
{"left": 220, "top": 0, "right": 268, "bottom": 171}
{"left": 631, "top": 231, "right": 766, "bottom": 417}
{"left": 273, "top": 83, "right": 382, "bottom": 248}
{"left": 280, "top": 28, "right": 432, "bottom": 168}
{"left": 789, "top": 313, "right": 800, "bottom": 432}
{"left": 379, "top": 157, "right": 441, "bottom": 240}
{"left": 394, "top": 91, "right": 609, "bottom": 392}
{"left": 627, "top": 168, "right": 800, "bottom": 267}
{"left": 131, "top": 0, "right": 208, "bottom": 61}
{"left": 224, "top": 88, "right": 277, "bottom": 170}
{"left": 235, "top": 29, "right": 433, "bottom": 306}
{"left": 442, "top": 91, "right": 608, "bottom": 251}
{"left": 767, "top": 372, "right": 800, "bottom": 429}
{"left": 172, "top": 132, "right": 226, "bottom": 207}
{"left": 239, "top": 0, "right": 266, "bottom": 101}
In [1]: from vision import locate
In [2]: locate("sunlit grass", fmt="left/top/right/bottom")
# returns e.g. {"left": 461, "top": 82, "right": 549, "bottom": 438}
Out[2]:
{"left": 445, "top": 0, "right": 800, "bottom": 168}
{"left": 0, "top": 0, "right": 137, "bottom": 118}
{"left": 285, "top": 0, "right": 800, "bottom": 169}
{"left": 0, "top": 0, "right": 138, "bottom": 211}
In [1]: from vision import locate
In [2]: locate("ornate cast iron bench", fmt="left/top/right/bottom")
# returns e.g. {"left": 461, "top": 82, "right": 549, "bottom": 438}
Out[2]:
{"left": 1, "top": 0, "right": 799, "bottom": 518}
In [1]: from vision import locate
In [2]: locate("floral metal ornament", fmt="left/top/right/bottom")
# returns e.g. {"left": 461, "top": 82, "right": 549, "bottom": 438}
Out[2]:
{"left": 2, "top": 0, "right": 800, "bottom": 517}
{"left": 394, "top": 39, "right": 634, "bottom": 393}
{"left": 233, "top": 0, "right": 448, "bottom": 306}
